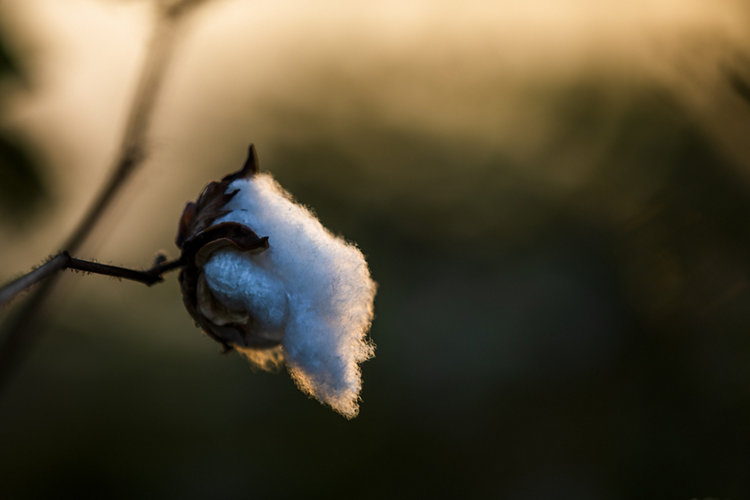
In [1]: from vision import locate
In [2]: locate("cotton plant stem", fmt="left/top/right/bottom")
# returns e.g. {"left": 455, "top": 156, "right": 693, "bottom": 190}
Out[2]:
{"left": 0, "top": 0, "right": 208, "bottom": 394}
{"left": 67, "top": 254, "right": 184, "bottom": 285}
{"left": 0, "top": 254, "right": 70, "bottom": 308}
{"left": 64, "top": 0, "right": 212, "bottom": 252}
{"left": 0, "top": 253, "right": 185, "bottom": 308}
{"left": 62, "top": 13, "right": 179, "bottom": 252}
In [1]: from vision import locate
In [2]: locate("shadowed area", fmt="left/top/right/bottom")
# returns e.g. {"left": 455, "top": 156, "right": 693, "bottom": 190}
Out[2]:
{"left": 0, "top": 28, "right": 47, "bottom": 224}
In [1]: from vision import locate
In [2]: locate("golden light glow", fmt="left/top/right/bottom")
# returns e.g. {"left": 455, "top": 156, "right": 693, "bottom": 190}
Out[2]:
{"left": 1, "top": 0, "right": 749, "bottom": 273}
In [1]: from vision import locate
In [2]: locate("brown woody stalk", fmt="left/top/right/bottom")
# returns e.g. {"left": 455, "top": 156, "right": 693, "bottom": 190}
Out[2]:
{"left": 0, "top": 0, "right": 210, "bottom": 394}
{"left": 0, "top": 253, "right": 185, "bottom": 308}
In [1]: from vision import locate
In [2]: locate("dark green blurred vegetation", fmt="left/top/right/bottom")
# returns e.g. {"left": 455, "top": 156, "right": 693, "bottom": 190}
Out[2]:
{"left": 0, "top": 27, "right": 47, "bottom": 225}
{"left": 3, "top": 26, "right": 750, "bottom": 500}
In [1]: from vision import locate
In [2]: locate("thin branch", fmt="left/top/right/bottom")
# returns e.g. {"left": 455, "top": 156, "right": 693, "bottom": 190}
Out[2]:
{"left": 67, "top": 255, "right": 185, "bottom": 286}
{"left": 62, "top": 11, "right": 178, "bottom": 252}
{"left": 0, "top": 0, "right": 209, "bottom": 395}
{"left": 0, "top": 254, "right": 70, "bottom": 308}
{"left": 0, "top": 253, "right": 185, "bottom": 308}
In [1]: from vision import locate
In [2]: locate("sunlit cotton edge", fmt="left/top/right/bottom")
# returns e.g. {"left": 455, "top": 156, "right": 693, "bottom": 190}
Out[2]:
{"left": 201, "top": 173, "right": 376, "bottom": 418}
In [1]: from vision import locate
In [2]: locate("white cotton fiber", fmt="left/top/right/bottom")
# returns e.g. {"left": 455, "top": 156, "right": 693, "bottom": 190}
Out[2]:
{"left": 201, "top": 173, "right": 376, "bottom": 418}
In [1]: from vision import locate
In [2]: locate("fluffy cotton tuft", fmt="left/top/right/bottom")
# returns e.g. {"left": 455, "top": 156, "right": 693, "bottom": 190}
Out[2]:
{"left": 201, "top": 173, "right": 376, "bottom": 418}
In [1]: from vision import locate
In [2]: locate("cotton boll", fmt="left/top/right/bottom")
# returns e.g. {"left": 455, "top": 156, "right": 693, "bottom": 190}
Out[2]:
{"left": 177, "top": 146, "right": 376, "bottom": 417}
{"left": 202, "top": 173, "right": 376, "bottom": 418}
{"left": 203, "top": 249, "right": 289, "bottom": 332}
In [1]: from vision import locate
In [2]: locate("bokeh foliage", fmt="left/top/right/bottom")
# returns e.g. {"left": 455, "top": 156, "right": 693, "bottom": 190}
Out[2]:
{"left": 0, "top": 27, "right": 46, "bottom": 224}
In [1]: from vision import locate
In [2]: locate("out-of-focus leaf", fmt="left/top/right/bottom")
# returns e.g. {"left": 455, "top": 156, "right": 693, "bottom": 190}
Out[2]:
{"left": 726, "top": 66, "right": 750, "bottom": 106}
{"left": 0, "top": 27, "right": 21, "bottom": 77}
{"left": 0, "top": 135, "right": 47, "bottom": 222}
{"left": 0, "top": 26, "right": 46, "bottom": 222}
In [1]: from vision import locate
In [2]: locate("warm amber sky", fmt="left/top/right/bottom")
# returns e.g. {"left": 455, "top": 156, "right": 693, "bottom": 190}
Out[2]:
{"left": 1, "top": 0, "right": 750, "bottom": 275}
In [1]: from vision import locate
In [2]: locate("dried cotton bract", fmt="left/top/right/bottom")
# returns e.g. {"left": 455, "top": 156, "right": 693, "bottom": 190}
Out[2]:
{"left": 176, "top": 145, "right": 376, "bottom": 418}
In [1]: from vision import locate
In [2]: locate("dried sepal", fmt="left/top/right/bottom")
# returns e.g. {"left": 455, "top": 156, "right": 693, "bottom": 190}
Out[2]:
{"left": 222, "top": 143, "right": 258, "bottom": 182}
{"left": 176, "top": 144, "right": 274, "bottom": 351}
{"left": 175, "top": 144, "right": 259, "bottom": 249}
{"left": 178, "top": 266, "right": 254, "bottom": 350}
{"left": 183, "top": 222, "right": 268, "bottom": 266}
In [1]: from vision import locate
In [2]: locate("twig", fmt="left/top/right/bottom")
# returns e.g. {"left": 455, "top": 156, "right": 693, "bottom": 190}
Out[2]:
{"left": 0, "top": 0, "right": 209, "bottom": 395}
{"left": 0, "top": 254, "right": 70, "bottom": 308}
{"left": 62, "top": 8, "right": 178, "bottom": 252}
{"left": 0, "top": 253, "right": 185, "bottom": 308}
{"left": 67, "top": 254, "right": 185, "bottom": 285}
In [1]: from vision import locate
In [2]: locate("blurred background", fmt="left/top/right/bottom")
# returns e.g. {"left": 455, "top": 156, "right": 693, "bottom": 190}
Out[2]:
{"left": 3, "top": 0, "right": 750, "bottom": 498}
